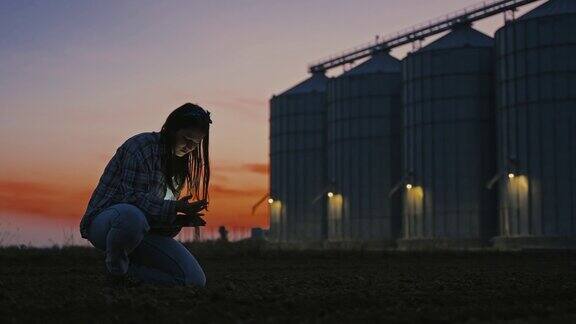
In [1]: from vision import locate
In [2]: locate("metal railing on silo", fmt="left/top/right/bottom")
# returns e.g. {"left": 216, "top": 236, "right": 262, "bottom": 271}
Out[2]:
{"left": 308, "top": 0, "right": 543, "bottom": 73}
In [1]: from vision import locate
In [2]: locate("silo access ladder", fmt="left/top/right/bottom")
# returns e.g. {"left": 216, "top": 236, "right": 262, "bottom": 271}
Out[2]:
{"left": 308, "top": 0, "right": 544, "bottom": 73}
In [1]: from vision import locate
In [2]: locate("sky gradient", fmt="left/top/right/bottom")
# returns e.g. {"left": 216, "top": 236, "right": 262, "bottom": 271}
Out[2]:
{"left": 0, "top": 0, "right": 544, "bottom": 246}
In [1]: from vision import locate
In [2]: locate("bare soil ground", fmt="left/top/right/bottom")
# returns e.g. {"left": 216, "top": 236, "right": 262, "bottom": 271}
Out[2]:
{"left": 1, "top": 241, "right": 575, "bottom": 323}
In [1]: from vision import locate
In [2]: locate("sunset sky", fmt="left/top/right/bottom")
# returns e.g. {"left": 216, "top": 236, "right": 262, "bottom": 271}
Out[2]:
{"left": 0, "top": 0, "right": 543, "bottom": 246}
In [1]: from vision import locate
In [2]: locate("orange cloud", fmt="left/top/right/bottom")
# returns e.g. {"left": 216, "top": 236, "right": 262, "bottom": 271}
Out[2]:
{"left": 0, "top": 181, "right": 59, "bottom": 196}
{"left": 211, "top": 161, "right": 242, "bottom": 172}
{"left": 0, "top": 180, "right": 93, "bottom": 220}
{"left": 242, "top": 163, "right": 268, "bottom": 175}
{"left": 210, "top": 184, "right": 264, "bottom": 196}
{"left": 0, "top": 178, "right": 269, "bottom": 230}
{"left": 210, "top": 184, "right": 266, "bottom": 196}
{"left": 212, "top": 162, "right": 268, "bottom": 175}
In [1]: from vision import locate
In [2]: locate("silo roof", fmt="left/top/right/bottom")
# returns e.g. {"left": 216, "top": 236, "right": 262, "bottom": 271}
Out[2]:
{"left": 518, "top": 0, "right": 576, "bottom": 20}
{"left": 280, "top": 72, "right": 328, "bottom": 95}
{"left": 341, "top": 51, "right": 400, "bottom": 76}
{"left": 420, "top": 25, "right": 493, "bottom": 52}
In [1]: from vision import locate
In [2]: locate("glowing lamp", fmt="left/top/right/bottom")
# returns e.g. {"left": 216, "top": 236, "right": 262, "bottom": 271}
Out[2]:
{"left": 268, "top": 198, "right": 274, "bottom": 204}
{"left": 406, "top": 184, "right": 413, "bottom": 189}
{"left": 327, "top": 192, "right": 334, "bottom": 198}
{"left": 508, "top": 173, "right": 515, "bottom": 179}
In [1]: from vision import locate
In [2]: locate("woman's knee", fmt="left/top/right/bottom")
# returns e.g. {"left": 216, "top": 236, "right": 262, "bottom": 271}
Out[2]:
{"left": 178, "top": 256, "right": 206, "bottom": 287}
{"left": 110, "top": 203, "right": 150, "bottom": 237}
{"left": 183, "top": 268, "right": 206, "bottom": 287}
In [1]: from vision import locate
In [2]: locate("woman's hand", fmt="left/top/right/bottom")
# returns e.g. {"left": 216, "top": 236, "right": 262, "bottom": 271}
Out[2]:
{"left": 175, "top": 195, "right": 208, "bottom": 215}
{"left": 175, "top": 213, "right": 206, "bottom": 227}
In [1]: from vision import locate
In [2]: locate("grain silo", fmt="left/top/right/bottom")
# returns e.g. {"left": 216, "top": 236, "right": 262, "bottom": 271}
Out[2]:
{"left": 399, "top": 24, "right": 497, "bottom": 249}
{"left": 269, "top": 72, "right": 329, "bottom": 243}
{"left": 326, "top": 51, "right": 402, "bottom": 247}
{"left": 494, "top": 0, "right": 576, "bottom": 249}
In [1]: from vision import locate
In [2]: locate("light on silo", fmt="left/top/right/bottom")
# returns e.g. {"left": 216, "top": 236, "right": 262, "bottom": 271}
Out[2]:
{"left": 508, "top": 173, "right": 515, "bottom": 179}
{"left": 327, "top": 192, "right": 334, "bottom": 198}
{"left": 406, "top": 184, "right": 413, "bottom": 189}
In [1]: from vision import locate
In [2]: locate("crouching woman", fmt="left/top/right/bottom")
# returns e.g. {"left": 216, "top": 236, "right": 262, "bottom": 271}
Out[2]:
{"left": 79, "top": 103, "right": 212, "bottom": 288}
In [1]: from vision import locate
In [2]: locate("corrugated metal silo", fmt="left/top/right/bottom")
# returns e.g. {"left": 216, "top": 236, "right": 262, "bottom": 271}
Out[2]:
{"left": 269, "top": 72, "right": 329, "bottom": 243}
{"left": 494, "top": 0, "right": 576, "bottom": 248}
{"left": 400, "top": 24, "right": 497, "bottom": 249}
{"left": 326, "top": 51, "right": 402, "bottom": 246}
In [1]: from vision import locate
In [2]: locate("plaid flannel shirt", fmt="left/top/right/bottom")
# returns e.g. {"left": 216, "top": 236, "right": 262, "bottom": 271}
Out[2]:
{"left": 79, "top": 131, "right": 181, "bottom": 239}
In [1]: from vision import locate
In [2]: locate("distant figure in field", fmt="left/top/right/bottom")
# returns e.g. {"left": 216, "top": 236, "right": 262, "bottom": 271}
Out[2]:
{"left": 218, "top": 226, "right": 229, "bottom": 242}
{"left": 79, "top": 103, "right": 212, "bottom": 288}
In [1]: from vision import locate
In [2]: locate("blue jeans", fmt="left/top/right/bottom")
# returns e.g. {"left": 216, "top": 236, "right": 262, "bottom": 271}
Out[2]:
{"left": 86, "top": 203, "right": 206, "bottom": 287}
